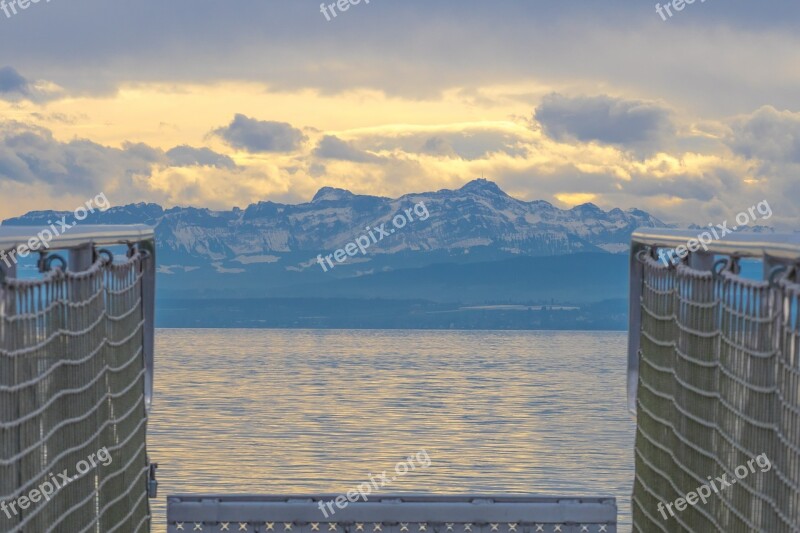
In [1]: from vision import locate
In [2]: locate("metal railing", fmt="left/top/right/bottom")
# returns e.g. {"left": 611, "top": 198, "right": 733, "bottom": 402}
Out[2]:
{"left": 0, "top": 225, "right": 157, "bottom": 533}
{"left": 627, "top": 228, "right": 800, "bottom": 415}
{"left": 627, "top": 227, "right": 800, "bottom": 532}
{"left": 167, "top": 494, "right": 618, "bottom": 532}
{"left": 0, "top": 224, "right": 156, "bottom": 411}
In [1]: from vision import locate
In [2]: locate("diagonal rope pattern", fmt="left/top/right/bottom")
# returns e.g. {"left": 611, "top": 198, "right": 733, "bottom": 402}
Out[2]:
{"left": 0, "top": 251, "right": 151, "bottom": 533}
{"left": 632, "top": 253, "right": 800, "bottom": 533}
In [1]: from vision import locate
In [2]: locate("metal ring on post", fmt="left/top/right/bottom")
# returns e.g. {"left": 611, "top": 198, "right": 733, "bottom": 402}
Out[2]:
{"left": 769, "top": 264, "right": 797, "bottom": 287}
{"left": 127, "top": 242, "right": 138, "bottom": 259}
{"left": 713, "top": 258, "right": 731, "bottom": 280}
{"left": 636, "top": 246, "right": 670, "bottom": 268}
{"left": 96, "top": 248, "right": 114, "bottom": 265}
{"left": 768, "top": 265, "right": 788, "bottom": 288}
{"left": 43, "top": 254, "right": 67, "bottom": 272}
{"left": 127, "top": 242, "right": 150, "bottom": 260}
{"left": 647, "top": 246, "right": 685, "bottom": 269}
{"left": 713, "top": 256, "right": 742, "bottom": 280}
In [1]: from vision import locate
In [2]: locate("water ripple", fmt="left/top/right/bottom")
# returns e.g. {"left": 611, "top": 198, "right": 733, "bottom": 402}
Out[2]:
{"left": 148, "top": 329, "right": 635, "bottom": 532}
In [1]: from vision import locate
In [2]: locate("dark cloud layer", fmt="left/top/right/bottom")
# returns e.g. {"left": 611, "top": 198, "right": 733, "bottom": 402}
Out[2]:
{"left": 213, "top": 114, "right": 306, "bottom": 153}
{"left": 0, "top": 122, "right": 155, "bottom": 194}
{"left": 0, "top": 66, "right": 60, "bottom": 102}
{"left": 314, "top": 135, "right": 381, "bottom": 163}
{"left": 0, "top": 124, "right": 238, "bottom": 200}
{"left": 534, "top": 94, "right": 674, "bottom": 154}
{"left": 420, "top": 136, "right": 458, "bottom": 157}
{"left": 166, "top": 145, "right": 236, "bottom": 168}
{"left": 0, "top": 67, "right": 29, "bottom": 97}
{"left": 362, "top": 129, "right": 527, "bottom": 160}
{"left": 727, "top": 106, "right": 800, "bottom": 164}
{"left": 0, "top": 1, "right": 797, "bottom": 115}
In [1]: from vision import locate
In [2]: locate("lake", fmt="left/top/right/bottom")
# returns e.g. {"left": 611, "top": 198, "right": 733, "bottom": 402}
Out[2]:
{"left": 147, "top": 329, "right": 635, "bottom": 532}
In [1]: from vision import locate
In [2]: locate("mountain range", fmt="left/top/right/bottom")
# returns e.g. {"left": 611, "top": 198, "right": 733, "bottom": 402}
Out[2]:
{"left": 3, "top": 179, "right": 667, "bottom": 328}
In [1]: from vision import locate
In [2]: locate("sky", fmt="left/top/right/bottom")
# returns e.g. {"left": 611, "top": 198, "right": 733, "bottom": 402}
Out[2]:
{"left": 0, "top": 0, "right": 798, "bottom": 227}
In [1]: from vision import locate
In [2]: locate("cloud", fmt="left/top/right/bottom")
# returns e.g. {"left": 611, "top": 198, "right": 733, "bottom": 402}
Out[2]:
{"left": 620, "top": 172, "right": 727, "bottom": 202}
{"left": 419, "top": 136, "right": 458, "bottom": 157}
{"left": 122, "top": 141, "right": 164, "bottom": 164}
{"left": 0, "top": 66, "right": 63, "bottom": 102}
{"left": 0, "top": 121, "right": 299, "bottom": 213}
{"left": 0, "top": 1, "right": 796, "bottom": 121}
{"left": 727, "top": 105, "right": 800, "bottom": 164}
{"left": 29, "top": 112, "right": 86, "bottom": 125}
{"left": 0, "top": 122, "right": 158, "bottom": 196}
{"left": 212, "top": 114, "right": 306, "bottom": 153}
{"left": 718, "top": 106, "right": 800, "bottom": 227}
{"left": 166, "top": 145, "right": 236, "bottom": 168}
{"left": 313, "top": 135, "right": 382, "bottom": 163}
{"left": 0, "top": 67, "right": 29, "bottom": 97}
{"left": 534, "top": 94, "right": 675, "bottom": 154}
{"left": 358, "top": 126, "right": 530, "bottom": 160}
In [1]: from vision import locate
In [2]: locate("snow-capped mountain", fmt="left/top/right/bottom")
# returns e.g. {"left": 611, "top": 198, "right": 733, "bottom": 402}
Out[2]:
{"left": 2, "top": 179, "right": 664, "bottom": 271}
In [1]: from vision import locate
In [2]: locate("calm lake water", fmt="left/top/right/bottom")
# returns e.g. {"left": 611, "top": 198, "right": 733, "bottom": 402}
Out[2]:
{"left": 147, "top": 329, "right": 635, "bottom": 532}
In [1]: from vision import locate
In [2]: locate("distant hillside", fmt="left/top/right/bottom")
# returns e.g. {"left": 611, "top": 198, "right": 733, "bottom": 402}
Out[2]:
{"left": 156, "top": 297, "right": 629, "bottom": 330}
{"left": 269, "top": 253, "right": 629, "bottom": 304}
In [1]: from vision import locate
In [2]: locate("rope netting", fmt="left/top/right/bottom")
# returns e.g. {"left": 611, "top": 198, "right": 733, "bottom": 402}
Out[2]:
{"left": 632, "top": 253, "right": 800, "bottom": 533}
{"left": 0, "top": 251, "right": 151, "bottom": 533}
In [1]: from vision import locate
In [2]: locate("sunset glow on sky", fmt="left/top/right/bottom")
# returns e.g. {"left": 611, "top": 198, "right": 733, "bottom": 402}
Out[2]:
{"left": 0, "top": 0, "right": 798, "bottom": 227}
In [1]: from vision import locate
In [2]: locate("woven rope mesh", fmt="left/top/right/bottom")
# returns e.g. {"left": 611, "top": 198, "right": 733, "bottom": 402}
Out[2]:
{"left": 0, "top": 252, "right": 151, "bottom": 533}
{"left": 632, "top": 253, "right": 800, "bottom": 533}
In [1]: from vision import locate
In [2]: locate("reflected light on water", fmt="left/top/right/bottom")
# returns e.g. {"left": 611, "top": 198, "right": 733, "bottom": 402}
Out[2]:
{"left": 148, "top": 329, "right": 635, "bottom": 532}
